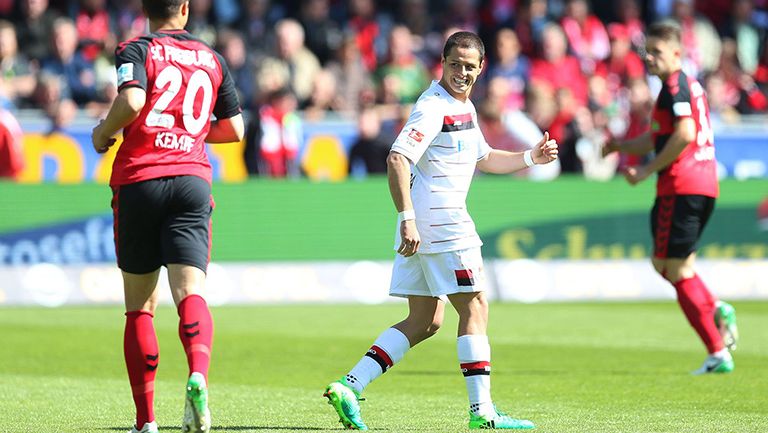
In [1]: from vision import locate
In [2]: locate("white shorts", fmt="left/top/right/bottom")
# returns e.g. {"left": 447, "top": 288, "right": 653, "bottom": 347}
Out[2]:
{"left": 389, "top": 247, "right": 487, "bottom": 298}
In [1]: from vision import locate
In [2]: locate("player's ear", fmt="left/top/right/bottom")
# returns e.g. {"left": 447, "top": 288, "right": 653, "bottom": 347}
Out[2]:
{"left": 180, "top": 1, "right": 190, "bottom": 18}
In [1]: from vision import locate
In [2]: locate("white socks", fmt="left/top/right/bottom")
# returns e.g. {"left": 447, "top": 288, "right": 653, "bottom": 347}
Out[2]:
{"left": 458, "top": 334, "right": 494, "bottom": 417}
{"left": 345, "top": 327, "right": 410, "bottom": 394}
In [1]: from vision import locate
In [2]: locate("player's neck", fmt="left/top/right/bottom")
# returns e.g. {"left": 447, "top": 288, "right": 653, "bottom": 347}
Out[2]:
{"left": 149, "top": 19, "right": 187, "bottom": 33}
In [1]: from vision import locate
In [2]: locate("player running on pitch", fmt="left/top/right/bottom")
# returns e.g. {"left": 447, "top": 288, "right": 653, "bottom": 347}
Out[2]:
{"left": 91, "top": 0, "right": 243, "bottom": 431}
{"left": 603, "top": 21, "right": 738, "bottom": 375}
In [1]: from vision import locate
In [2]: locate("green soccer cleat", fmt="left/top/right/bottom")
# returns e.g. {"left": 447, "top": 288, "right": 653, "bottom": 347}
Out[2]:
{"left": 714, "top": 301, "right": 739, "bottom": 351}
{"left": 130, "top": 421, "right": 159, "bottom": 433}
{"left": 691, "top": 353, "right": 734, "bottom": 375}
{"left": 182, "top": 372, "right": 211, "bottom": 433}
{"left": 323, "top": 379, "right": 368, "bottom": 430}
{"left": 469, "top": 407, "right": 535, "bottom": 430}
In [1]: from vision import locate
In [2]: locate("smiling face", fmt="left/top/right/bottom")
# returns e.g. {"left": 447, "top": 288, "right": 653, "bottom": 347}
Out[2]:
{"left": 439, "top": 45, "right": 483, "bottom": 101}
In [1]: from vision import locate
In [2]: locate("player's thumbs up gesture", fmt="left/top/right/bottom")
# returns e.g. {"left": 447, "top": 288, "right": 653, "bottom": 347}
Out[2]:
{"left": 532, "top": 131, "right": 558, "bottom": 164}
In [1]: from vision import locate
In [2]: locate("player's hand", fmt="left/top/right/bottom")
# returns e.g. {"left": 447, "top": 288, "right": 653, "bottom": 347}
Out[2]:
{"left": 91, "top": 120, "right": 116, "bottom": 154}
{"left": 602, "top": 138, "right": 619, "bottom": 157}
{"left": 397, "top": 220, "right": 421, "bottom": 257}
{"left": 532, "top": 131, "right": 558, "bottom": 164}
{"left": 623, "top": 166, "right": 649, "bottom": 185}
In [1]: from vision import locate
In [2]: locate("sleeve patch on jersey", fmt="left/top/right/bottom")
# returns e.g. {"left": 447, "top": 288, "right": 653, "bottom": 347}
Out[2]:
{"left": 117, "top": 63, "right": 134, "bottom": 86}
{"left": 408, "top": 128, "right": 424, "bottom": 143}
{"left": 672, "top": 102, "right": 692, "bottom": 117}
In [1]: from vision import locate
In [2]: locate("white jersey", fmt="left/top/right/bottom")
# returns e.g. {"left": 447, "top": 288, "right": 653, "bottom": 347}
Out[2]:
{"left": 391, "top": 81, "right": 491, "bottom": 254}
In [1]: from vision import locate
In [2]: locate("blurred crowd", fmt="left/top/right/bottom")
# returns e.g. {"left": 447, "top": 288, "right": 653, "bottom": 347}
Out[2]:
{"left": 1, "top": 0, "right": 768, "bottom": 179}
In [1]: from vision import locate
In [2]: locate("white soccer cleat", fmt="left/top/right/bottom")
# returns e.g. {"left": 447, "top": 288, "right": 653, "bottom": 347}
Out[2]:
{"left": 130, "top": 421, "right": 159, "bottom": 433}
{"left": 182, "top": 372, "right": 211, "bottom": 433}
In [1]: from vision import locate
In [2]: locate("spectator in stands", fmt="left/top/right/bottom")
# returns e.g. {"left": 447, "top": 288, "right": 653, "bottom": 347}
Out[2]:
{"left": 617, "top": 78, "right": 652, "bottom": 170}
{"left": 672, "top": 0, "right": 722, "bottom": 78}
{"left": 41, "top": 17, "right": 98, "bottom": 107}
{"left": 477, "top": 95, "right": 527, "bottom": 155}
{"left": 113, "top": 0, "right": 145, "bottom": 42}
{"left": 717, "top": 38, "right": 767, "bottom": 113}
{"left": 560, "top": 0, "right": 610, "bottom": 73}
{"left": 237, "top": 0, "right": 279, "bottom": 55}
{"left": 754, "top": 37, "right": 768, "bottom": 94}
{"left": 596, "top": 23, "right": 646, "bottom": 94}
{"left": 299, "top": 0, "right": 342, "bottom": 66}
{"left": 515, "top": 0, "right": 550, "bottom": 58}
{"left": 33, "top": 71, "right": 77, "bottom": 131}
{"left": 187, "top": 0, "right": 217, "bottom": 46}
{"left": 73, "top": 0, "right": 112, "bottom": 62}
{"left": 614, "top": 0, "right": 645, "bottom": 48}
{"left": 346, "top": 0, "right": 393, "bottom": 72}
{"left": 302, "top": 68, "right": 339, "bottom": 120}
{"left": 348, "top": 106, "right": 391, "bottom": 176}
{"left": 438, "top": 0, "right": 481, "bottom": 33}
{"left": 0, "top": 20, "right": 36, "bottom": 108}
{"left": 530, "top": 23, "right": 588, "bottom": 106}
{"left": 720, "top": 0, "right": 762, "bottom": 75}
{"left": 245, "top": 87, "right": 302, "bottom": 178}
{"left": 14, "top": 0, "right": 60, "bottom": 65}
{"left": 375, "top": 25, "right": 431, "bottom": 104}
{"left": 257, "top": 18, "right": 321, "bottom": 106}
{"left": 397, "top": 0, "right": 433, "bottom": 40}
{"left": 326, "top": 34, "right": 375, "bottom": 113}
{"left": 217, "top": 29, "right": 256, "bottom": 110}
{"left": 0, "top": 108, "right": 23, "bottom": 179}
{"left": 486, "top": 28, "right": 530, "bottom": 112}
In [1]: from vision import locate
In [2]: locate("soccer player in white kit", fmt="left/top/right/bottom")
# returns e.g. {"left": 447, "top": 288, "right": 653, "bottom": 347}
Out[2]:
{"left": 324, "top": 31, "right": 558, "bottom": 430}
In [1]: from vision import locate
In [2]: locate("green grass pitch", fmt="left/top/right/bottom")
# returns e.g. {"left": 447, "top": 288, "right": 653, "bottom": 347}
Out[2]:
{"left": 2, "top": 301, "right": 767, "bottom": 432}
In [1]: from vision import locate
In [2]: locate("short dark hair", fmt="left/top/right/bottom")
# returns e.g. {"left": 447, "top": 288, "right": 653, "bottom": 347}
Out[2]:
{"left": 142, "top": 0, "right": 186, "bottom": 21}
{"left": 443, "top": 31, "right": 485, "bottom": 64}
{"left": 647, "top": 21, "right": 681, "bottom": 45}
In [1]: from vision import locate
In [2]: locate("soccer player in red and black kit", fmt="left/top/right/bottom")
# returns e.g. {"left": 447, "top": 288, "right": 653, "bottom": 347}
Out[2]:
{"left": 91, "top": 1, "right": 243, "bottom": 432}
{"left": 604, "top": 21, "right": 738, "bottom": 375}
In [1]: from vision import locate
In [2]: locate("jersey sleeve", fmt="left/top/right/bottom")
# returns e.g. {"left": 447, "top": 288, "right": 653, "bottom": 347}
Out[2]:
{"left": 390, "top": 99, "right": 442, "bottom": 163}
{"left": 114, "top": 40, "right": 147, "bottom": 92}
{"left": 212, "top": 52, "right": 242, "bottom": 120}
{"left": 670, "top": 74, "right": 693, "bottom": 120}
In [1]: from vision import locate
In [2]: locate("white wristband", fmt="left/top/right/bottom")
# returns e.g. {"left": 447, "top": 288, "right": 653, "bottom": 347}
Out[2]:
{"left": 523, "top": 149, "right": 535, "bottom": 167}
{"left": 399, "top": 209, "right": 416, "bottom": 221}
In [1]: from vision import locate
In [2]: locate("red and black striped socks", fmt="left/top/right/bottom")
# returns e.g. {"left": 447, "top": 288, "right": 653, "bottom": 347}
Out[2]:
{"left": 673, "top": 274, "right": 724, "bottom": 354}
{"left": 124, "top": 310, "right": 159, "bottom": 428}
{"left": 178, "top": 294, "right": 214, "bottom": 381}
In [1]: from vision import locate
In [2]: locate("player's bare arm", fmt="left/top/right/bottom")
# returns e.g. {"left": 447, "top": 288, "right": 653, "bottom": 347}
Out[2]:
{"left": 387, "top": 150, "right": 420, "bottom": 257}
{"left": 602, "top": 131, "right": 654, "bottom": 157}
{"left": 477, "top": 131, "right": 558, "bottom": 174}
{"left": 624, "top": 118, "right": 696, "bottom": 185}
{"left": 205, "top": 113, "right": 245, "bottom": 143}
{"left": 92, "top": 87, "right": 147, "bottom": 153}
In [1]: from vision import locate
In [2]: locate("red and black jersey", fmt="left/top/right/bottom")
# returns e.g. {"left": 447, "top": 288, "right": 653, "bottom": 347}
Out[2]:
{"left": 110, "top": 29, "right": 241, "bottom": 186}
{"left": 651, "top": 70, "right": 718, "bottom": 198}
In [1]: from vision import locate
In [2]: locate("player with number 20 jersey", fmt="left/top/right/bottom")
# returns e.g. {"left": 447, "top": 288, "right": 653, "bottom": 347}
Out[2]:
{"left": 111, "top": 29, "right": 240, "bottom": 186}
{"left": 91, "top": 2, "right": 243, "bottom": 433}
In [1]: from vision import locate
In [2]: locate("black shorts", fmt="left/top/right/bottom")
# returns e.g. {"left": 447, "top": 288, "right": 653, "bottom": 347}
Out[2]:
{"left": 650, "top": 195, "right": 715, "bottom": 259}
{"left": 111, "top": 175, "right": 213, "bottom": 274}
